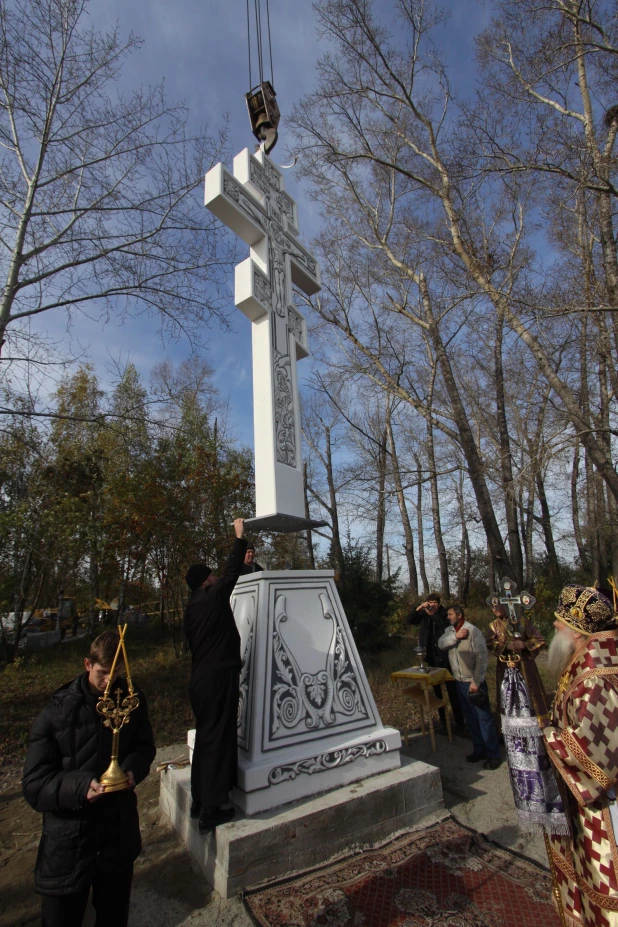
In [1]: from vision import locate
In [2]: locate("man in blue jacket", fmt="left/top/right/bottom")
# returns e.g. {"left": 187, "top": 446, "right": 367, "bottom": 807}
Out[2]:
{"left": 22, "top": 629, "right": 156, "bottom": 927}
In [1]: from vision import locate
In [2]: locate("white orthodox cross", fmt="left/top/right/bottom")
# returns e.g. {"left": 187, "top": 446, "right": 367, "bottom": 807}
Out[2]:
{"left": 205, "top": 148, "right": 323, "bottom": 532}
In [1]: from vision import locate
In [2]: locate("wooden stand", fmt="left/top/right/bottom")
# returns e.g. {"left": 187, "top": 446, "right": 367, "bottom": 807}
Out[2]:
{"left": 391, "top": 667, "right": 454, "bottom": 752}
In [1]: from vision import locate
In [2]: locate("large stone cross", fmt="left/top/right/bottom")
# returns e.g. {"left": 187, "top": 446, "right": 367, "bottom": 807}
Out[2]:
{"left": 205, "top": 149, "right": 323, "bottom": 532}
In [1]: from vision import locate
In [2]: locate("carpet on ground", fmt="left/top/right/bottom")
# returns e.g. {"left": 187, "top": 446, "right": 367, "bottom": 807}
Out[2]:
{"left": 243, "top": 817, "right": 559, "bottom": 927}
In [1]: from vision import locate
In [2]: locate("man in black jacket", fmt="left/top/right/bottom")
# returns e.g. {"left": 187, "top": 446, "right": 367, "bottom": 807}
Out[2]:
{"left": 239, "top": 542, "right": 264, "bottom": 575}
{"left": 184, "top": 517, "right": 247, "bottom": 834}
{"left": 22, "top": 629, "right": 156, "bottom": 927}
{"left": 407, "top": 593, "right": 465, "bottom": 731}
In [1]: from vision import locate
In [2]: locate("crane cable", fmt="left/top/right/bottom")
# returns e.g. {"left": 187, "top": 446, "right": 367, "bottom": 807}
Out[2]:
{"left": 246, "top": 0, "right": 275, "bottom": 90}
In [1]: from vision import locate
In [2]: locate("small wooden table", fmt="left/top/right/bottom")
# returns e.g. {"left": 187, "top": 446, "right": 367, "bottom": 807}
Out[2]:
{"left": 391, "top": 666, "right": 454, "bottom": 752}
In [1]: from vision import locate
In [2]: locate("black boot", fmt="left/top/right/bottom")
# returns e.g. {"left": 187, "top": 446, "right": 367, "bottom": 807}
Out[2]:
{"left": 190, "top": 800, "right": 201, "bottom": 819}
{"left": 198, "top": 805, "right": 236, "bottom": 835}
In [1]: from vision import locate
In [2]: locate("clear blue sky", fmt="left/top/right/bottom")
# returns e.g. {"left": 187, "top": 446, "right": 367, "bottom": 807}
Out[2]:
{"left": 30, "top": 0, "right": 490, "bottom": 452}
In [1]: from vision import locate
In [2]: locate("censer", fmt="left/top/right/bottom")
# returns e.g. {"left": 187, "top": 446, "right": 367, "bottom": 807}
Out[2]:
{"left": 96, "top": 623, "right": 139, "bottom": 792}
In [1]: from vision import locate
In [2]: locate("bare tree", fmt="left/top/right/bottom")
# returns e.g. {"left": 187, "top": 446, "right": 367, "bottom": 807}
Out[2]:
{"left": 0, "top": 0, "right": 233, "bottom": 365}
{"left": 292, "top": 0, "right": 618, "bottom": 523}
{"left": 386, "top": 404, "right": 419, "bottom": 593}
{"left": 302, "top": 395, "right": 349, "bottom": 578}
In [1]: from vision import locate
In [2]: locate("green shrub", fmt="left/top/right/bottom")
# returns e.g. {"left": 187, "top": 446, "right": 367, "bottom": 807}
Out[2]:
{"left": 335, "top": 538, "right": 399, "bottom": 650}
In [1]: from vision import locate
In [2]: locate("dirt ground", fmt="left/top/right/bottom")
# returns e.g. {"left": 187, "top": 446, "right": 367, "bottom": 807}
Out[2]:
{"left": 0, "top": 639, "right": 554, "bottom": 926}
{"left": 0, "top": 745, "right": 252, "bottom": 927}
{"left": 0, "top": 730, "right": 551, "bottom": 927}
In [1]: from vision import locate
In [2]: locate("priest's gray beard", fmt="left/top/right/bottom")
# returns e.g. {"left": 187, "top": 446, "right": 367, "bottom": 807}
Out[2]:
{"left": 547, "top": 630, "right": 576, "bottom": 677}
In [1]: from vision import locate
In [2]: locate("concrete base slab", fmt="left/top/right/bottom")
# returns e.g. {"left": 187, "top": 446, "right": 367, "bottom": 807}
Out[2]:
{"left": 160, "top": 755, "right": 444, "bottom": 899}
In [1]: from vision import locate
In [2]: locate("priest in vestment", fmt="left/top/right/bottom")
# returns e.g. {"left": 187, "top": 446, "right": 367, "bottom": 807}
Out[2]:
{"left": 487, "top": 601, "right": 546, "bottom": 719}
{"left": 542, "top": 584, "right": 618, "bottom": 927}
{"left": 487, "top": 600, "right": 569, "bottom": 835}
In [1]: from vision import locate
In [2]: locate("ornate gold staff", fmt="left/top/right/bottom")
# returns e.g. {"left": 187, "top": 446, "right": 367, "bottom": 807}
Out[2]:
{"left": 96, "top": 624, "right": 140, "bottom": 793}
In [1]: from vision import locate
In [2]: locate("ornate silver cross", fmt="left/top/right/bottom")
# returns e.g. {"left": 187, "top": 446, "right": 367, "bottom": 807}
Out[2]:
{"left": 205, "top": 148, "right": 325, "bottom": 532}
{"left": 487, "top": 576, "right": 536, "bottom": 637}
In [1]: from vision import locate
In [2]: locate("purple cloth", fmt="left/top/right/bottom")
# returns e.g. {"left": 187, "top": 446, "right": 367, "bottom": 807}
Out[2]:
{"left": 501, "top": 665, "right": 570, "bottom": 835}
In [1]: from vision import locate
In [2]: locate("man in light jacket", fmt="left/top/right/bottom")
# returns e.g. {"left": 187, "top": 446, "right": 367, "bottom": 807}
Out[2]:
{"left": 438, "top": 604, "right": 501, "bottom": 769}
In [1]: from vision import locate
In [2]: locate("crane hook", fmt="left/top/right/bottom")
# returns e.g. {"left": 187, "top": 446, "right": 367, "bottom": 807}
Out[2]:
{"left": 246, "top": 81, "right": 280, "bottom": 155}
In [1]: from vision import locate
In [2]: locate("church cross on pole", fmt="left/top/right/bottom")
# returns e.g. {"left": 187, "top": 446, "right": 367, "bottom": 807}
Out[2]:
{"left": 205, "top": 148, "right": 326, "bottom": 533}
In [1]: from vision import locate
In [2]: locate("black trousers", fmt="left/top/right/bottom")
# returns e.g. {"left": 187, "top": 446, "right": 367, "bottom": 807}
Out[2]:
{"left": 41, "top": 862, "right": 133, "bottom": 927}
{"left": 436, "top": 679, "right": 465, "bottom": 728}
{"left": 190, "top": 667, "right": 240, "bottom": 808}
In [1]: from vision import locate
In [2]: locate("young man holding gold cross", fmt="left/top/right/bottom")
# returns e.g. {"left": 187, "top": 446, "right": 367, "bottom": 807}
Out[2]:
{"left": 22, "top": 630, "right": 155, "bottom": 927}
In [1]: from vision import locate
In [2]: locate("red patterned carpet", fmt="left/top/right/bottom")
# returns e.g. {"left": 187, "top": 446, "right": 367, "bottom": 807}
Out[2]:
{"left": 244, "top": 817, "right": 560, "bottom": 927}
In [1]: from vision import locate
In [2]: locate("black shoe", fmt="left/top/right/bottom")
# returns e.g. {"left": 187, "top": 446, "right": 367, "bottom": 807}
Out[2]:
{"left": 466, "top": 751, "right": 487, "bottom": 762}
{"left": 483, "top": 757, "right": 501, "bottom": 770}
{"left": 198, "top": 805, "right": 236, "bottom": 835}
{"left": 190, "top": 801, "right": 201, "bottom": 819}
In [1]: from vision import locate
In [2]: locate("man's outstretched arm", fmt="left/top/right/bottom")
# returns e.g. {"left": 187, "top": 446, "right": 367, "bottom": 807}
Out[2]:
{"left": 217, "top": 518, "right": 248, "bottom": 594}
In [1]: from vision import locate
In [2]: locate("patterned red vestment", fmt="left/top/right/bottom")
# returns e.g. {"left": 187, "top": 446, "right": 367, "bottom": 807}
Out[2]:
{"left": 543, "top": 632, "right": 618, "bottom": 927}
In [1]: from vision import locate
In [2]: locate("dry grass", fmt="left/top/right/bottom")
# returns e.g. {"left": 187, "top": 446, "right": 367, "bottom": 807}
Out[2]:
{"left": 0, "top": 626, "right": 194, "bottom": 770}
{"left": 0, "top": 608, "right": 553, "bottom": 773}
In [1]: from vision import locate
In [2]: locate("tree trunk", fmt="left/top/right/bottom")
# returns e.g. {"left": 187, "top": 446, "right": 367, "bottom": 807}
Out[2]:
{"left": 421, "top": 274, "right": 513, "bottom": 579}
{"left": 586, "top": 448, "right": 601, "bottom": 582}
{"left": 523, "top": 481, "right": 535, "bottom": 587}
{"left": 375, "top": 426, "right": 387, "bottom": 582}
{"left": 571, "top": 439, "right": 590, "bottom": 572}
{"left": 325, "top": 426, "right": 345, "bottom": 579}
{"left": 415, "top": 455, "right": 430, "bottom": 596}
{"left": 596, "top": 473, "right": 608, "bottom": 582}
{"left": 494, "top": 312, "right": 524, "bottom": 586}
{"left": 7, "top": 548, "right": 34, "bottom": 662}
{"left": 303, "top": 461, "right": 316, "bottom": 570}
{"left": 88, "top": 547, "right": 100, "bottom": 639}
{"left": 597, "top": 329, "right": 618, "bottom": 577}
{"left": 387, "top": 416, "right": 418, "bottom": 594}
{"left": 117, "top": 568, "right": 126, "bottom": 624}
{"left": 455, "top": 476, "right": 470, "bottom": 602}
{"left": 426, "top": 419, "right": 450, "bottom": 597}
{"left": 535, "top": 470, "right": 560, "bottom": 580}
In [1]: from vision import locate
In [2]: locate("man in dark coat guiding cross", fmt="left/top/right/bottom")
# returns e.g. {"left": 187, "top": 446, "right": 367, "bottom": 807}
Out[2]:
{"left": 184, "top": 517, "right": 247, "bottom": 834}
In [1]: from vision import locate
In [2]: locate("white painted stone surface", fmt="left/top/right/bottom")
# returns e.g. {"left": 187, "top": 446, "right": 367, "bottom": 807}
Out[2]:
{"left": 188, "top": 569, "right": 402, "bottom": 814}
{"left": 160, "top": 756, "right": 444, "bottom": 898}
{"left": 204, "top": 149, "right": 320, "bottom": 524}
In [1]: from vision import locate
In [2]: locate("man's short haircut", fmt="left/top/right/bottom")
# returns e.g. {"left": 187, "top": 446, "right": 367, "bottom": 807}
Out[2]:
{"left": 449, "top": 604, "right": 465, "bottom": 619}
{"left": 89, "top": 630, "right": 120, "bottom": 667}
{"left": 427, "top": 593, "right": 441, "bottom": 603}
{"left": 185, "top": 563, "right": 212, "bottom": 591}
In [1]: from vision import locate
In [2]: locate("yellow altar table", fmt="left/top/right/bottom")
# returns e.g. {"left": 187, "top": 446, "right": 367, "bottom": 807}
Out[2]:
{"left": 391, "top": 666, "right": 454, "bottom": 752}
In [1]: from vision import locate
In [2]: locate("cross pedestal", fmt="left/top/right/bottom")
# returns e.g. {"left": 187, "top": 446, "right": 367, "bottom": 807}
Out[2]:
{"left": 190, "top": 569, "right": 401, "bottom": 813}
{"left": 168, "top": 571, "right": 442, "bottom": 899}
{"left": 205, "top": 148, "right": 325, "bottom": 532}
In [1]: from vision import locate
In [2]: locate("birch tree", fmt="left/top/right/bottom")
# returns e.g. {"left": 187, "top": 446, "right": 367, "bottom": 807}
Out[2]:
{"left": 0, "top": 0, "right": 233, "bottom": 366}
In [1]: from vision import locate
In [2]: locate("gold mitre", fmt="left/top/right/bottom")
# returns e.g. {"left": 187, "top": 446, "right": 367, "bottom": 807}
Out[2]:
{"left": 554, "top": 584, "right": 615, "bottom": 636}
